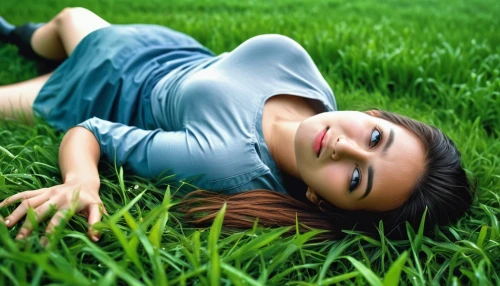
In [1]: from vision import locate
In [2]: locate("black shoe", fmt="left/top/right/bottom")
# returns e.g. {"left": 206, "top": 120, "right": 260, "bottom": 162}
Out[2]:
{"left": 10, "top": 22, "right": 44, "bottom": 60}
{"left": 0, "top": 16, "right": 15, "bottom": 43}
{"left": 2, "top": 20, "right": 63, "bottom": 73}
{"left": 0, "top": 33, "right": 8, "bottom": 43}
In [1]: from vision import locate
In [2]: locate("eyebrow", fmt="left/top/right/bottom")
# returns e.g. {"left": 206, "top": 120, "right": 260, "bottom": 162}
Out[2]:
{"left": 360, "top": 166, "right": 373, "bottom": 200}
{"left": 383, "top": 128, "right": 395, "bottom": 155}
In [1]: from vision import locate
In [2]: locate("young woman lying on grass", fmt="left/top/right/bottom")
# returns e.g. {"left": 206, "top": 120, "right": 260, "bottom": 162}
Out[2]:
{"left": 0, "top": 8, "right": 474, "bottom": 242}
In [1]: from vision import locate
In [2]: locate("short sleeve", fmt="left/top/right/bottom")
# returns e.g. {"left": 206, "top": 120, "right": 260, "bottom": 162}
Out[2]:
{"left": 211, "top": 34, "right": 337, "bottom": 111}
{"left": 77, "top": 117, "right": 199, "bottom": 179}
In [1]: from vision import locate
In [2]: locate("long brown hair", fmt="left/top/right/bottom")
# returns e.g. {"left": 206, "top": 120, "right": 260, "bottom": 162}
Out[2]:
{"left": 178, "top": 110, "right": 475, "bottom": 239}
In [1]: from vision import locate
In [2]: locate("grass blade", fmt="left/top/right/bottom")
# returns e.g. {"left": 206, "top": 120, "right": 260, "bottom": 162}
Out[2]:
{"left": 345, "top": 256, "right": 382, "bottom": 286}
{"left": 208, "top": 202, "right": 227, "bottom": 285}
{"left": 382, "top": 251, "right": 409, "bottom": 286}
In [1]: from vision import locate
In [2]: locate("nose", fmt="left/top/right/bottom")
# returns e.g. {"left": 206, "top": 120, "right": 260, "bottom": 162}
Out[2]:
{"left": 331, "top": 136, "right": 369, "bottom": 162}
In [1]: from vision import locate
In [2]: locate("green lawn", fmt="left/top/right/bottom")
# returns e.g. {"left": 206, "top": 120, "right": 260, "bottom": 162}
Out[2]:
{"left": 0, "top": 0, "right": 499, "bottom": 284}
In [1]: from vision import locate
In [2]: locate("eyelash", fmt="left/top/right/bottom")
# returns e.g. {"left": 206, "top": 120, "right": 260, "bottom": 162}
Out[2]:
{"left": 349, "top": 126, "right": 383, "bottom": 193}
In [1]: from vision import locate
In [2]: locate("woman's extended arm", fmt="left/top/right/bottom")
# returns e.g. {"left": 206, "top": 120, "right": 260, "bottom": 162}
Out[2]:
{"left": 0, "top": 127, "right": 106, "bottom": 242}
{"left": 60, "top": 127, "right": 101, "bottom": 187}
{"left": 0, "top": 115, "right": 210, "bottom": 243}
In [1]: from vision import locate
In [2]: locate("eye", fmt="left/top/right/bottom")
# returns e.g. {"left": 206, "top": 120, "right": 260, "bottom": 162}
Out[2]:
{"left": 369, "top": 128, "right": 382, "bottom": 148}
{"left": 349, "top": 167, "right": 361, "bottom": 192}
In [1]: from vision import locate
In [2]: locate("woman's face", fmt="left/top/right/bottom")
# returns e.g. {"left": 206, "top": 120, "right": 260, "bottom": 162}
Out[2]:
{"left": 294, "top": 111, "right": 425, "bottom": 211}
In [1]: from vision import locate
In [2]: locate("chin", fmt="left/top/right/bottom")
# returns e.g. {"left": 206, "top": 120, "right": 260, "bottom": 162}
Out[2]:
{"left": 294, "top": 128, "right": 313, "bottom": 168}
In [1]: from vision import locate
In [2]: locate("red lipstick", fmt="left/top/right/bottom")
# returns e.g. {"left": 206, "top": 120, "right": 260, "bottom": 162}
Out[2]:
{"left": 314, "top": 128, "right": 328, "bottom": 157}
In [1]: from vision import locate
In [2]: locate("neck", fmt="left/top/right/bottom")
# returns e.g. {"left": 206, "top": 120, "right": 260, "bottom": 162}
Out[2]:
{"left": 263, "top": 95, "right": 318, "bottom": 179}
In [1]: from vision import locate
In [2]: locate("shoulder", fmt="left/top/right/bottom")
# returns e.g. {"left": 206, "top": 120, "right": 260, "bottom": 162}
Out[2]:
{"left": 245, "top": 34, "right": 304, "bottom": 49}
{"left": 229, "top": 34, "right": 311, "bottom": 63}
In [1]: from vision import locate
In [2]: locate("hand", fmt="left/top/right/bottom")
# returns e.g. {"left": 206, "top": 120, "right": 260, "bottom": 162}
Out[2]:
{"left": 0, "top": 181, "right": 106, "bottom": 243}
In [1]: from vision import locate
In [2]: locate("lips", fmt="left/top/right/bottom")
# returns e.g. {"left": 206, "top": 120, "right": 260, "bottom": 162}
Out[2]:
{"left": 314, "top": 128, "right": 329, "bottom": 158}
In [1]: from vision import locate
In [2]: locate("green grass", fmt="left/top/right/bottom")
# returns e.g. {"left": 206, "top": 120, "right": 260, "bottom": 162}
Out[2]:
{"left": 1, "top": 0, "right": 499, "bottom": 284}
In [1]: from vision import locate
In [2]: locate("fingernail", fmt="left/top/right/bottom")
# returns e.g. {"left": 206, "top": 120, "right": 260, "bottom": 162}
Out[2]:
{"left": 92, "top": 235, "right": 100, "bottom": 242}
{"left": 4, "top": 219, "right": 10, "bottom": 226}
{"left": 16, "top": 234, "right": 24, "bottom": 240}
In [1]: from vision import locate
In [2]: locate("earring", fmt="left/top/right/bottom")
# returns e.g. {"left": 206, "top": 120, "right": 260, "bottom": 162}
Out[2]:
{"left": 318, "top": 199, "right": 329, "bottom": 213}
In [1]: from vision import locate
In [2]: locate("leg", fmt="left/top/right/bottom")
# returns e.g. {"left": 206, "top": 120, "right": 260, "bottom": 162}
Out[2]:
{"left": 0, "top": 8, "right": 111, "bottom": 122}
{"left": 32, "top": 7, "right": 111, "bottom": 59}
{"left": 0, "top": 73, "right": 52, "bottom": 123}
{"left": 1, "top": 8, "right": 110, "bottom": 60}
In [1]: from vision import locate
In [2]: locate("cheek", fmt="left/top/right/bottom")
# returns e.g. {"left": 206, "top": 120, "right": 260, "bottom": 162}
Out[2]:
{"left": 339, "top": 119, "right": 365, "bottom": 138}
{"left": 307, "top": 164, "right": 348, "bottom": 198}
{"left": 321, "top": 164, "right": 362, "bottom": 209}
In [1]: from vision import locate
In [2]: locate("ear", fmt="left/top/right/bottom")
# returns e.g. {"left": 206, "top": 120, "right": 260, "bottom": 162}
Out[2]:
{"left": 365, "top": 109, "right": 381, "bottom": 117}
{"left": 305, "top": 188, "right": 320, "bottom": 204}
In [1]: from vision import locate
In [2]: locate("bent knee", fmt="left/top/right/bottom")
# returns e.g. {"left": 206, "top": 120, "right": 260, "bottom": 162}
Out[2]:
{"left": 55, "top": 7, "right": 97, "bottom": 26}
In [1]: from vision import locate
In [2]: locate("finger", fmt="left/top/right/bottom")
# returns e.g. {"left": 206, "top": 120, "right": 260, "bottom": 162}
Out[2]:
{"left": 102, "top": 205, "right": 109, "bottom": 216}
{"left": 5, "top": 195, "right": 50, "bottom": 227}
{"left": 40, "top": 209, "right": 67, "bottom": 247}
{"left": 0, "top": 189, "right": 45, "bottom": 208}
{"left": 15, "top": 200, "right": 56, "bottom": 240}
{"left": 87, "top": 203, "right": 103, "bottom": 242}
{"left": 44, "top": 211, "right": 68, "bottom": 236}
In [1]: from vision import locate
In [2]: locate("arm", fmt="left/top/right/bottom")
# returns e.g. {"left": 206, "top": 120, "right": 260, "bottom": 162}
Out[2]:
{"left": 60, "top": 127, "right": 101, "bottom": 188}
{"left": 1, "top": 117, "right": 205, "bottom": 242}
{"left": 0, "top": 127, "right": 106, "bottom": 242}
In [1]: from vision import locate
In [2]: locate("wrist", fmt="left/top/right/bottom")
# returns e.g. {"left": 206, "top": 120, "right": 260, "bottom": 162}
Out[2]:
{"left": 63, "top": 173, "right": 101, "bottom": 189}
